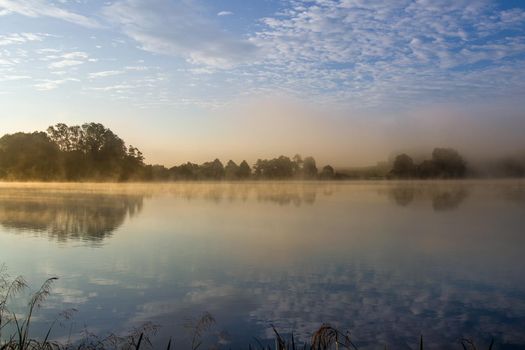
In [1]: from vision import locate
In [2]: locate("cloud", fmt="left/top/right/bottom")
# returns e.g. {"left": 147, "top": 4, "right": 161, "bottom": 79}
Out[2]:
{"left": 0, "top": 75, "right": 31, "bottom": 81}
{"left": 0, "top": 32, "right": 46, "bottom": 46}
{"left": 88, "top": 70, "right": 124, "bottom": 78}
{"left": 87, "top": 84, "right": 137, "bottom": 92}
{"left": 102, "top": 0, "right": 258, "bottom": 68}
{"left": 48, "top": 51, "right": 90, "bottom": 69}
{"left": 217, "top": 11, "right": 233, "bottom": 16}
{"left": 246, "top": 0, "right": 525, "bottom": 109}
{"left": 0, "top": 0, "right": 100, "bottom": 28}
{"left": 33, "top": 78, "right": 79, "bottom": 91}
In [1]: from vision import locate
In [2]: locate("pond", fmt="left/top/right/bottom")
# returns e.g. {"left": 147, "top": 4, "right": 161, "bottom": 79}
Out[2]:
{"left": 0, "top": 181, "right": 524, "bottom": 348}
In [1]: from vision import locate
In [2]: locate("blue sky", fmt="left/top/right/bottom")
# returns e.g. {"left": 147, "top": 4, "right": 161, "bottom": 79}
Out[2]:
{"left": 1, "top": 0, "right": 525, "bottom": 165}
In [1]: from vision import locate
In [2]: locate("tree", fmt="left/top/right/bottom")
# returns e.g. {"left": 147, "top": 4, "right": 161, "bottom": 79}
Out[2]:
{"left": 46, "top": 122, "right": 145, "bottom": 181}
{"left": 0, "top": 132, "right": 61, "bottom": 180}
{"left": 198, "top": 159, "right": 225, "bottom": 180}
{"left": 47, "top": 123, "right": 78, "bottom": 152}
{"left": 416, "top": 160, "right": 437, "bottom": 179}
{"left": 320, "top": 165, "right": 335, "bottom": 179}
{"left": 237, "top": 160, "right": 251, "bottom": 179}
{"left": 171, "top": 162, "right": 199, "bottom": 180}
{"left": 302, "top": 156, "right": 318, "bottom": 179}
{"left": 292, "top": 154, "right": 303, "bottom": 175}
{"left": 253, "top": 156, "right": 295, "bottom": 179}
{"left": 431, "top": 148, "right": 466, "bottom": 178}
{"left": 224, "top": 160, "right": 240, "bottom": 180}
{"left": 389, "top": 153, "right": 416, "bottom": 178}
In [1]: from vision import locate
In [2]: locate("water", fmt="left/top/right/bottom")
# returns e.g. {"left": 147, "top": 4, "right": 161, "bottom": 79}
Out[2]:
{"left": 0, "top": 181, "right": 524, "bottom": 348}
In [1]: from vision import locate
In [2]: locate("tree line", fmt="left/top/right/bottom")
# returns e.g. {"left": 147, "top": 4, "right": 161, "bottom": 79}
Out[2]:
{"left": 1, "top": 123, "right": 522, "bottom": 181}
{"left": 0, "top": 123, "right": 339, "bottom": 181}
{"left": 389, "top": 148, "right": 467, "bottom": 179}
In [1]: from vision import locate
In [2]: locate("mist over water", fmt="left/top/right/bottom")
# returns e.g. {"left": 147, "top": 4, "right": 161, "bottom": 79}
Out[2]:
{"left": 1, "top": 181, "right": 524, "bottom": 348}
{"left": 154, "top": 100, "right": 525, "bottom": 168}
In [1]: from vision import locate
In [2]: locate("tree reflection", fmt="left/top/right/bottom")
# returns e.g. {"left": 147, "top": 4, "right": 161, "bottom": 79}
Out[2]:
{"left": 386, "top": 183, "right": 470, "bottom": 211}
{"left": 388, "top": 186, "right": 418, "bottom": 207}
{"left": 431, "top": 187, "right": 469, "bottom": 211}
{"left": 156, "top": 183, "right": 333, "bottom": 206}
{"left": 0, "top": 192, "right": 143, "bottom": 243}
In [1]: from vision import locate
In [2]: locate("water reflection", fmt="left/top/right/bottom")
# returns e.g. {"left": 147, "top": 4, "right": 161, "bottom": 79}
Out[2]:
{"left": 0, "top": 190, "right": 143, "bottom": 243}
{"left": 384, "top": 183, "right": 470, "bottom": 211}
{"left": 0, "top": 183, "right": 332, "bottom": 243}
{"left": 1, "top": 181, "right": 525, "bottom": 348}
{"left": 156, "top": 182, "right": 327, "bottom": 206}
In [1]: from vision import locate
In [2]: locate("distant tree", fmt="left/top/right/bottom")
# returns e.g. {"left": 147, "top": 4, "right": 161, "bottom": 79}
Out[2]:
{"left": 496, "top": 157, "right": 525, "bottom": 177}
{"left": 416, "top": 160, "right": 437, "bottom": 179}
{"left": 237, "top": 160, "right": 251, "bottom": 179}
{"left": 0, "top": 132, "right": 61, "bottom": 180}
{"left": 253, "top": 159, "right": 266, "bottom": 178}
{"left": 390, "top": 153, "right": 416, "bottom": 178}
{"left": 142, "top": 164, "right": 170, "bottom": 181}
{"left": 320, "top": 165, "right": 335, "bottom": 179}
{"left": 431, "top": 148, "right": 466, "bottom": 178}
{"left": 171, "top": 162, "right": 199, "bottom": 180}
{"left": 224, "top": 160, "right": 240, "bottom": 180}
{"left": 302, "top": 156, "right": 318, "bottom": 179}
{"left": 292, "top": 154, "right": 303, "bottom": 175}
{"left": 198, "top": 159, "right": 225, "bottom": 180}
{"left": 254, "top": 156, "right": 295, "bottom": 179}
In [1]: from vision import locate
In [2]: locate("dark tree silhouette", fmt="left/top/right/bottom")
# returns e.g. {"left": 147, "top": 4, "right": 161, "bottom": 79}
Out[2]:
{"left": 302, "top": 156, "right": 318, "bottom": 179}
{"left": 199, "top": 159, "right": 225, "bottom": 179}
{"left": 0, "top": 132, "right": 61, "bottom": 180}
{"left": 431, "top": 148, "right": 466, "bottom": 178}
{"left": 237, "top": 160, "right": 252, "bottom": 179}
{"left": 1, "top": 124, "right": 336, "bottom": 182}
{"left": 45, "top": 122, "right": 144, "bottom": 181}
{"left": 416, "top": 160, "right": 437, "bottom": 179}
{"left": 390, "top": 148, "right": 467, "bottom": 179}
{"left": 254, "top": 156, "right": 295, "bottom": 179}
{"left": 320, "top": 165, "right": 335, "bottom": 179}
{"left": 389, "top": 153, "right": 416, "bottom": 178}
{"left": 225, "top": 160, "right": 240, "bottom": 180}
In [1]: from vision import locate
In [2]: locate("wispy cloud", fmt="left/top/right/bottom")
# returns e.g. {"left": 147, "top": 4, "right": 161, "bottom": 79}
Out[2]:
{"left": 0, "top": 0, "right": 100, "bottom": 28}
{"left": 217, "top": 11, "right": 233, "bottom": 16}
{"left": 0, "top": 32, "right": 47, "bottom": 46}
{"left": 33, "top": 78, "right": 79, "bottom": 91}
{"left": 102, "top": 0, "right": 258, "bottom": 68}
{"left": 0, "top": 75, "right": 31, "bottom": 81}
{"left": 89, "top": 70, "right": 125, "bottom": 78}
{"left": 48, "top": 51, "right": 90, "bottom": 69}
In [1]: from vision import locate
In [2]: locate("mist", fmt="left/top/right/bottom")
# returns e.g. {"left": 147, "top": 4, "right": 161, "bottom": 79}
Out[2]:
{"left": 140, "top": 98, "right": 525, "bottom": 168}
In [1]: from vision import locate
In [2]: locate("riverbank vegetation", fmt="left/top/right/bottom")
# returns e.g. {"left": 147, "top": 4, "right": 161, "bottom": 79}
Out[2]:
{"left": 0, "top": 123, "right": 523, "bottom": 181}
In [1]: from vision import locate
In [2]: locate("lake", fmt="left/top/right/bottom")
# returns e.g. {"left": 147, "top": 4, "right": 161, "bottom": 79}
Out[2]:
{"left": 0, "top": 181, "right": 524, "bottom": 349}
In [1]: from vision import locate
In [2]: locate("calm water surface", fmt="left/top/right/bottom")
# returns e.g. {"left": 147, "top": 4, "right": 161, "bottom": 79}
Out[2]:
{"left": 0, "top": 181, "right": 524, "bottom": 348}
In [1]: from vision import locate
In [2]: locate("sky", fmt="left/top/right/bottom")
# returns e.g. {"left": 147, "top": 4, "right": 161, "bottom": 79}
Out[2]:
{"left": 0, "top": 0, "right": 525, "bottom": 166}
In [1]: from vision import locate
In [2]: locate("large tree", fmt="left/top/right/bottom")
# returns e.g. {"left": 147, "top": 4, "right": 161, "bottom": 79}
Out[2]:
{"left": 46, "top": 122, "right": 144, "bottom": 181}
{"left": 302, "top": 156, "right": 318, "bottom": 179}
{"left": 225, "top": 160, "right": 240, "bottom": 180}
{"left": 237, "top": 160, "right": 252, "bottom": 179}
{"left": 390, "top": 153, "right": 416, "bottom": 178}
{"left": 431, "top": 148, "right": 466, "bottom": 178}
{"left": 0, "top": 132, "right": 61, "bottom": 180}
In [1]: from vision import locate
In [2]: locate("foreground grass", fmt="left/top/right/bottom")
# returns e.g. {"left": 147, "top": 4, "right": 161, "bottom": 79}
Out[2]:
{"left": 0, "top": 269, "right": 496, "bottom": 350}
